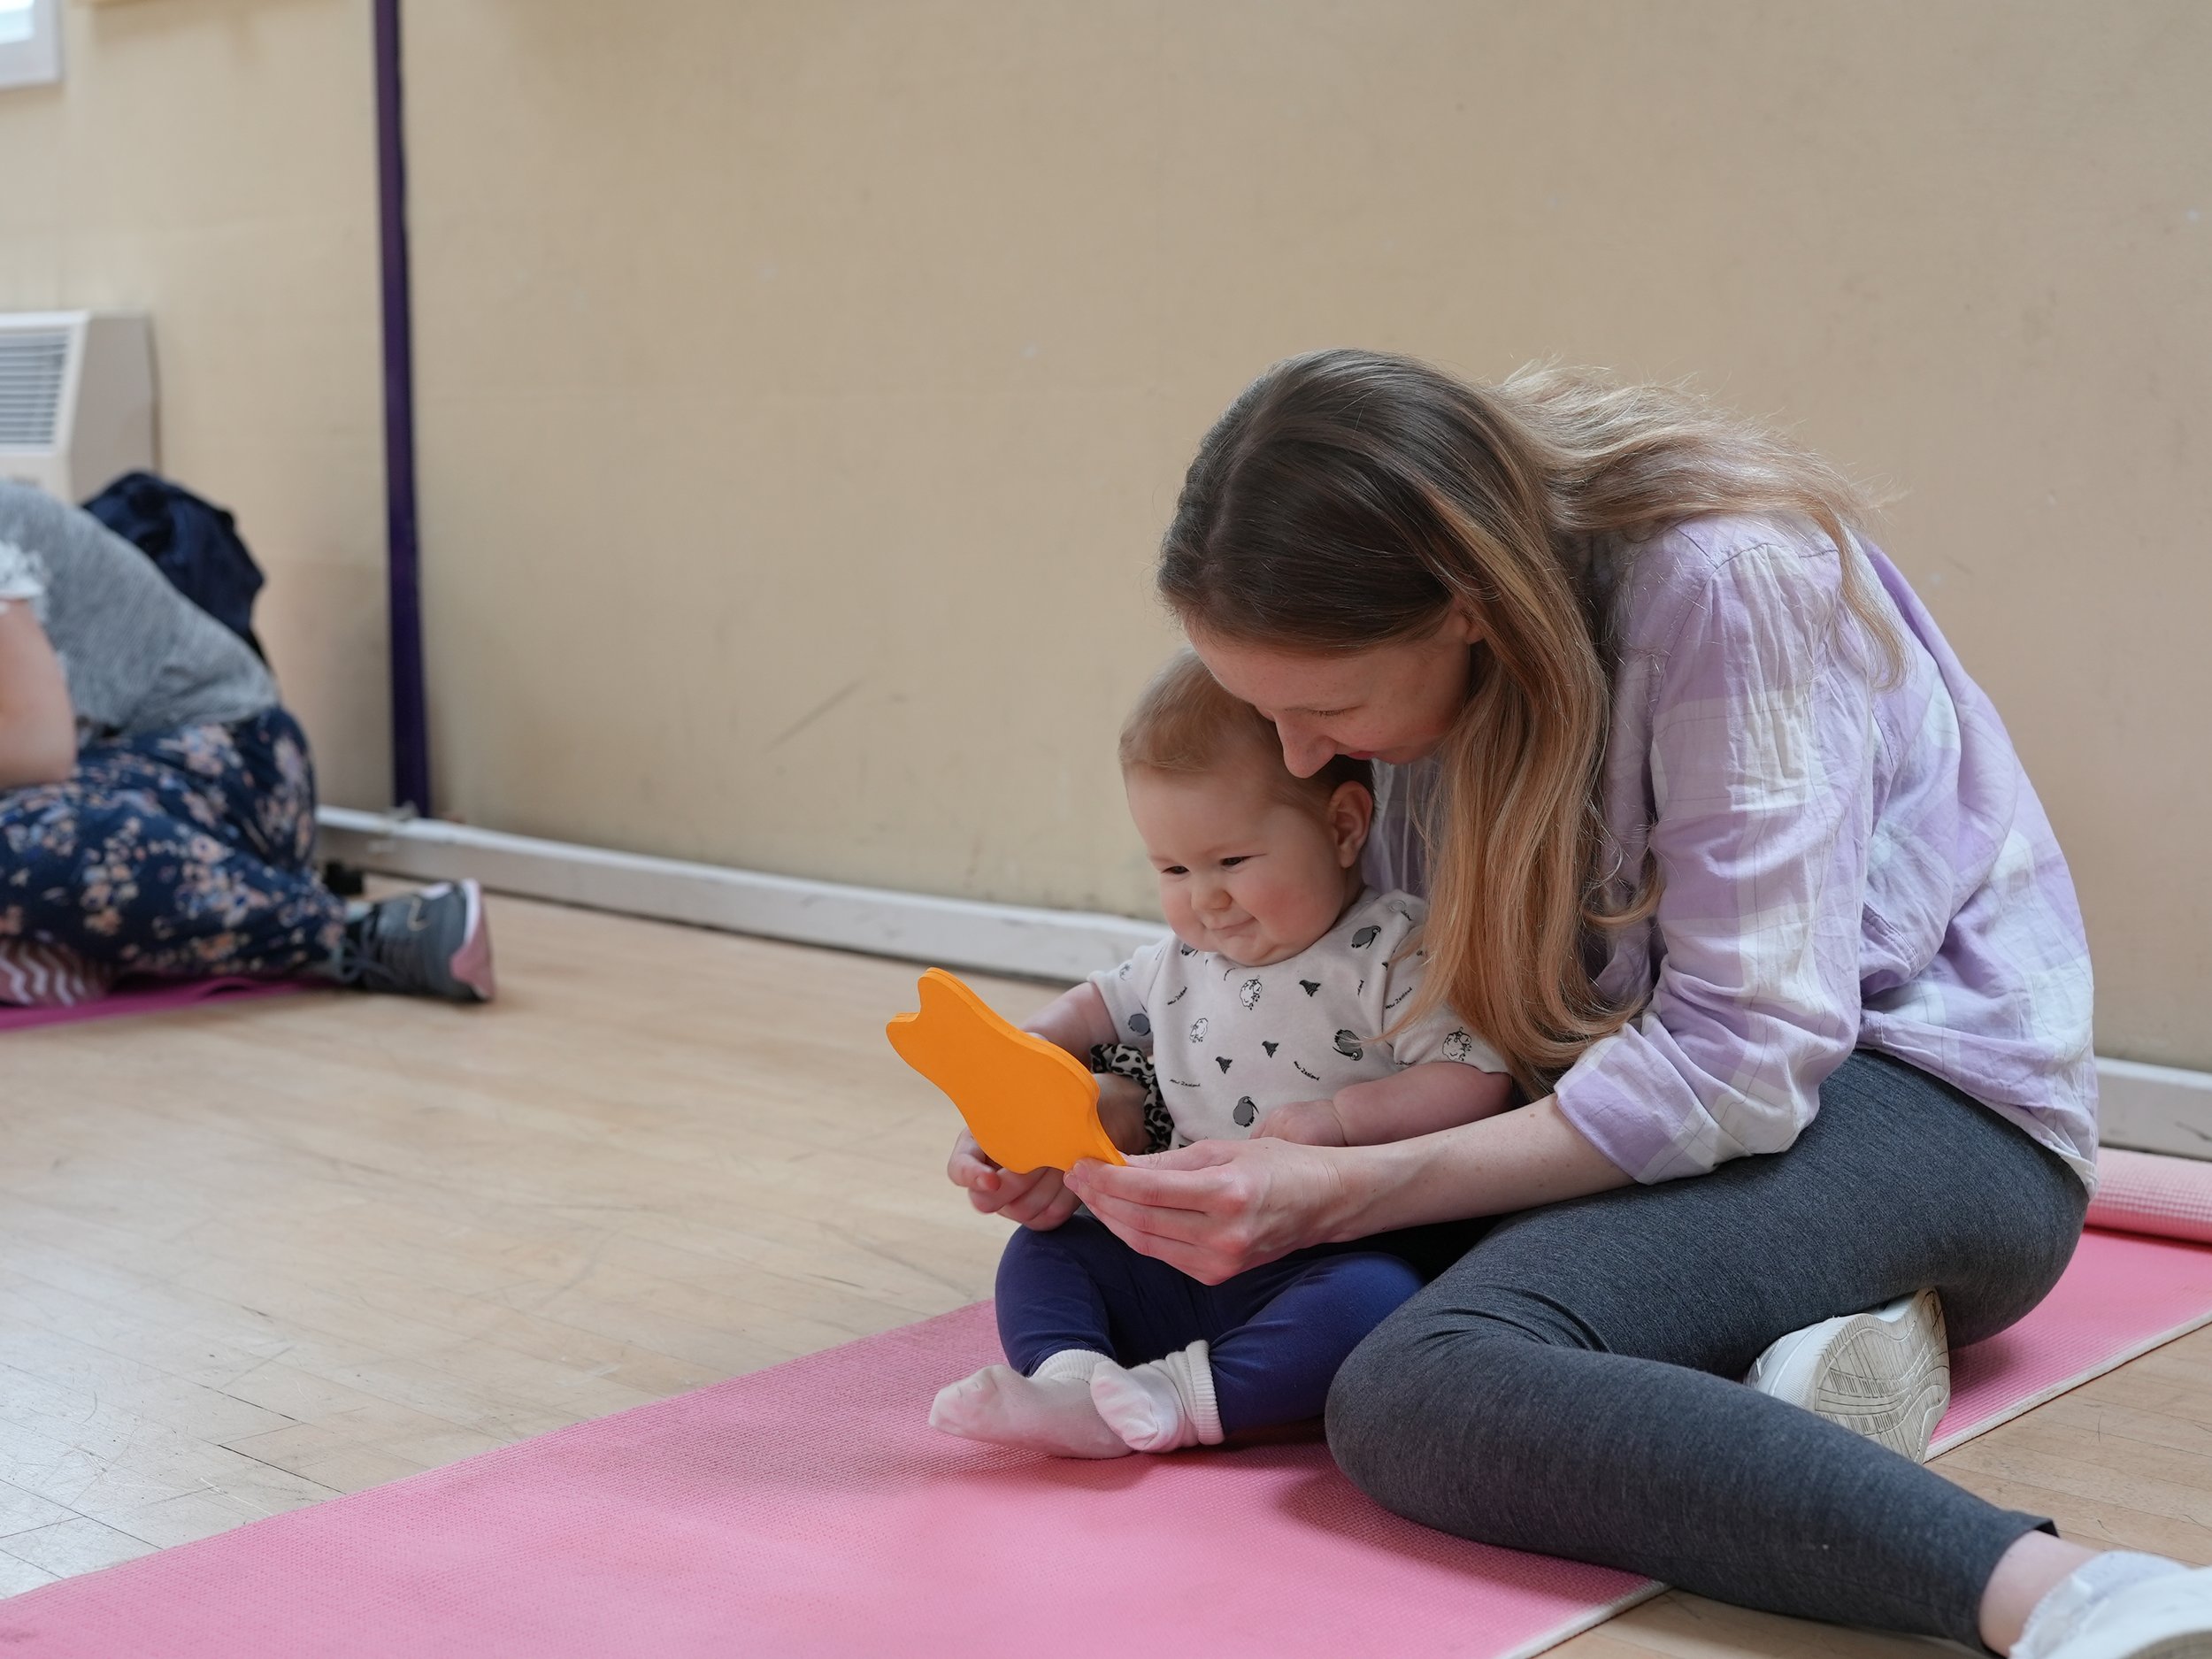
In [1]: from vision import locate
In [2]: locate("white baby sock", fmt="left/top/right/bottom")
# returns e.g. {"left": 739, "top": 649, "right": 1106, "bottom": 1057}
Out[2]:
{"left": 927, "top": 1351, "right": 1129, "bottom": 1459}
{"left": 1090, "top": 1340, "right": 1225, "bottom": 1453}
{"left": 1031, "top": 1349, "right": 1111, "bottom": 1385}
{"left": 2013, "top": 1550, "right": 2190, "bottom": 1659}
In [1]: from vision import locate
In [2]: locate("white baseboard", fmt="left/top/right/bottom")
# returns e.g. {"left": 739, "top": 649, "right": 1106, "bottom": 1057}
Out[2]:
{"left": 315, "top": 807, "right": 1169, "bottom": 985}
{"left": 2097, "top": 1058, "right": 2212, "bottom": 1162}
{"left": 316, "top": 808, "right": 2212, "bottom": 1159}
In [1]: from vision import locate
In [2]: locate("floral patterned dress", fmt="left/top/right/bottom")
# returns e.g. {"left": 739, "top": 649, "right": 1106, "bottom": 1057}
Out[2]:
{"left": 0, "top": 707, "right": 343, "bottom": 1003}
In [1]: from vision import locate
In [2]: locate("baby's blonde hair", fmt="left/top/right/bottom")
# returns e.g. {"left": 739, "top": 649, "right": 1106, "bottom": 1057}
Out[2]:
{"left": 1119, "top": 649, "right": 1372, "bottom": 810}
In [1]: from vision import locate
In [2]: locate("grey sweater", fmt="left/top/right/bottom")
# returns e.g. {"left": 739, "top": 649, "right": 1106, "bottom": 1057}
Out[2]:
{"left": 0, "top": 481, "right": 277, "bottom": 744}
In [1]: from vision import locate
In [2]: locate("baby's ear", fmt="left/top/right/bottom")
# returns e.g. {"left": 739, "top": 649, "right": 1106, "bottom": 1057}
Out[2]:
{"left": 1328, "top": 780, "right": 1375, "bottom": 867}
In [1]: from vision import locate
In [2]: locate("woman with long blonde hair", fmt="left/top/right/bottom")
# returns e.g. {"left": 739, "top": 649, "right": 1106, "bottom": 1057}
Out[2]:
{"left": 962, "top": 351, "right": 2209, "bottom": 1654}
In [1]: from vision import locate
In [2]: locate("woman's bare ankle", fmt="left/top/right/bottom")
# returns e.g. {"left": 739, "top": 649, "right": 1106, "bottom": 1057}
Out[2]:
{"left": 1980, "top": 1531, "right": 2098, "bottom": 1653}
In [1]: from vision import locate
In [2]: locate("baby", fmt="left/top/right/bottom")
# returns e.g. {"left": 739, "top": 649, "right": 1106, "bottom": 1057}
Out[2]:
{"left": 933, "top": 649, "right": 1511, "bottom": 1458}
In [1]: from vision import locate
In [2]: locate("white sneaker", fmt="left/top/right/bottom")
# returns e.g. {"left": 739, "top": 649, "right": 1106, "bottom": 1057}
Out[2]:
{"left": 1744, "top": 1287, "right": 1949, "bottom": 1462}
{"left": 2021, "top": 1563, "right": 2212, "bottom": 1659}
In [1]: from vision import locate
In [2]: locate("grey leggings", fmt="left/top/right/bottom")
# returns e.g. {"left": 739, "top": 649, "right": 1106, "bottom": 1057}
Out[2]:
{"left": 1325, "top": 1051, "right": 2089, "bottom": 1647}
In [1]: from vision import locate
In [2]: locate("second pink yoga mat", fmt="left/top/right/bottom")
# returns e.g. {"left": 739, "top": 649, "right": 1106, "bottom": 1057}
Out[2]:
{"left": 0, "top": 978, "right": 305, "bottom": 1033}
{"left": 4, "top": 1228, "right": 2208, "bottom": 1659}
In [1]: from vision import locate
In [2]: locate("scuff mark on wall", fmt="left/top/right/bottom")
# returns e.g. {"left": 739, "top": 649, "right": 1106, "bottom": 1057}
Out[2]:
{"left": 769, "top": 676, "right": 867, "bottom": 750}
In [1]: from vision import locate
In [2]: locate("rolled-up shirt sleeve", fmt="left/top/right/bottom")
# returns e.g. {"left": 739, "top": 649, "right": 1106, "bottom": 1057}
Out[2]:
{"left": 1554, "top": 538, "right": 1875, "bottom": 1182}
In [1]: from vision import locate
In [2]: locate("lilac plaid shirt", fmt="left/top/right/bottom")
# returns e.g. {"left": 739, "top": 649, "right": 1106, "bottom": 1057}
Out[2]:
{"left": 1363, "top": 515, "right": 2098, "bottom": 1190}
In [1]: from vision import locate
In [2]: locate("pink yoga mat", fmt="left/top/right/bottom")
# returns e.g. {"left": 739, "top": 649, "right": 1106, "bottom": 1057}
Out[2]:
{"left": 2087, "top": 1147, "right": 2212, "bottom": 1248}
{"left": 0, "top": 978, "right": 305, "bottom": 1033}
{"left": 4, "top": 1228, "right": 2208, "bottom": 1659}
{"left": 1934, "top": 1224, "right": 2212, "bottom": 1452}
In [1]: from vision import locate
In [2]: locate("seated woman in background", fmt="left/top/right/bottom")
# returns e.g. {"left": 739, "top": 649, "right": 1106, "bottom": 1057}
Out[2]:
{"left": 0, "top": 481, "right": 493, "bottom": 1006}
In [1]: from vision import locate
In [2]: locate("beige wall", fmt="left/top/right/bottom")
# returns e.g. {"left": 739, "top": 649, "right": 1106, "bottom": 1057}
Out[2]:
{"left": 403, "top": 1, "right": 2208, "bottom": 1067}
{"left": 0, "top": 0, "right": 389, "bottom": 807}
{"left": 1, "top": 4, "right": 2203, "bottom": 1069}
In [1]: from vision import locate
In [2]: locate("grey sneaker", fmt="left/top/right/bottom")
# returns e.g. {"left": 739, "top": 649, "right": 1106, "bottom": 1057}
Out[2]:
{"left": 334, "top": 880, "right": 495, "bottom": 1002}
{"left": 1745, "top": 1287, "right": 1949, "bottom": 1462}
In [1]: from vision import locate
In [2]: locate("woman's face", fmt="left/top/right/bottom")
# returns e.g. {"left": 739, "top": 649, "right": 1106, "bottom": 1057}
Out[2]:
{"left": 1188, "top": 611, "right": 1482, "bottom": 778}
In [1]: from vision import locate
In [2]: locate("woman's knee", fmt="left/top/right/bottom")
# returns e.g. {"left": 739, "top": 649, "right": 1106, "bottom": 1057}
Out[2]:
{"left": 1324, "top": 1291, "right": 1538, "bottom": 1502}
{"left": 1327, "top": 1310, "right": 1416, "bottom": 1469}
{"left": 1324, "top": 1314, "right": 1421, "bottom": 1491}
{"left": 1938, "top": 1158, "right": 2087, "bottom": 1348}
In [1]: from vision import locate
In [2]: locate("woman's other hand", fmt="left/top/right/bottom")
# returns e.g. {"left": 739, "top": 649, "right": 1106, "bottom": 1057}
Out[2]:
{"left": 1063, "top": 1137, "right": 1354, "bottom": 1284}
{"left": 946, "top": 1128, "right": 1079, "bottom": 1231}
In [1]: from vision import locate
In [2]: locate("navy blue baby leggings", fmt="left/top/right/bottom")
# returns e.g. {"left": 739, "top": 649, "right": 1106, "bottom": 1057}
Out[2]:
{"left": 994, "top": 1214, "right": 1425, "bottom": 1437}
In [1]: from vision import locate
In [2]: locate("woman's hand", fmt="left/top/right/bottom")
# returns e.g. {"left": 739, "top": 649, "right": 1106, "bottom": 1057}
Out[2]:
{"left": 1062, "top": 1137, "right": 1356, "bottom": 1284}
{"left": 1064, "top": 1101, "right": 1635, "bottom": 1282}
{"left": 946, "top": 1128, "right": 1079, "bottom": 1231}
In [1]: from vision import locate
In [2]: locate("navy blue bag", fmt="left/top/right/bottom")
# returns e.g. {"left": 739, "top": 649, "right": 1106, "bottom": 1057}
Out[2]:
{"left": 81, "top": 471, "right": 268, "bottom": 661}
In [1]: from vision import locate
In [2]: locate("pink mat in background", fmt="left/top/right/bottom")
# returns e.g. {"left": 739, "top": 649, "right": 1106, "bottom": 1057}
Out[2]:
{"left": 1933, "top": 1225, "right": 2212, "bottom": 1452}
{"left": 2086, "top": 1147, "right": 2212, "bottom": 1248}
{"left": 0, "top": 978, "right": 306, "bottom": 1033}
{"left": 4, "top": 1228, "right": 2208, "bottom": 1659}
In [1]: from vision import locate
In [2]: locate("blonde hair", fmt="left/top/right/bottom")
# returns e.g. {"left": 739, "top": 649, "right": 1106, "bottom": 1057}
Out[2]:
{"left": 1120, "top": 649, "right": 1372, "bottom": 811}
{"left": 1157, "top": 349, "right": 1900, "bottom": 1094}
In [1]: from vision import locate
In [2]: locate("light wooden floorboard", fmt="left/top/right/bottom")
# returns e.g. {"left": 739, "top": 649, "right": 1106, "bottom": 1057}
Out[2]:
{"left": 3, "top": 891, "right": 2208, "bottom": 1656}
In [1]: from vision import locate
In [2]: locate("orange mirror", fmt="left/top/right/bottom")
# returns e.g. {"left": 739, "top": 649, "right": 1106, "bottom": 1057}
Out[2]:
{"left": 887, "top": 969, "right": 1127, "bottom": 1172}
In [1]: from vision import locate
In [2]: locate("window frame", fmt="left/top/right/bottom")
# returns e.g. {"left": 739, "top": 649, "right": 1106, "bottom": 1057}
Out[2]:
{"left": 0, "top": 0, "right": 62, "bottom": 91}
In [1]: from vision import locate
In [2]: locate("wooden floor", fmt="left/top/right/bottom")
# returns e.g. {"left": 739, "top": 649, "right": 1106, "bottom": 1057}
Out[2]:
{"left": 2, "top": 893, "right": 2207, "bottom": 1655}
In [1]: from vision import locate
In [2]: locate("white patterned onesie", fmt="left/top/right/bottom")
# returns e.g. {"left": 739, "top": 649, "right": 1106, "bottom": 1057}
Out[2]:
{"left": 1087, "top": 888, "right": 1508, "bottom": 1145}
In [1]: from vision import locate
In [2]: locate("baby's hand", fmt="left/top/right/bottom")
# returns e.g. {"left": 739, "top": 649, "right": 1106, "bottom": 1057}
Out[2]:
{"left": 1094, "top": 1072, "right": 1150, "bottom": 1155}
{"left": 947, "top": 1128, "right": 1079, "bottom": 1230}
{"left": 1249, "top": 1099, "right": 1348, "bottom": 1147}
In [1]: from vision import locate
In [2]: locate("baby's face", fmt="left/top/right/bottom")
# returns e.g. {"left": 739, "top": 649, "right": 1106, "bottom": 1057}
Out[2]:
{"left": 1125, "top": 751, "right": 1364, "bottom": 968}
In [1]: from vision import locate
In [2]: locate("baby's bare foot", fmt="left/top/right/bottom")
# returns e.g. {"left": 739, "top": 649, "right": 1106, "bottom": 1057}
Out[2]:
{"left": 928, "top": 1364, "right": 1131, "bottom": 1459}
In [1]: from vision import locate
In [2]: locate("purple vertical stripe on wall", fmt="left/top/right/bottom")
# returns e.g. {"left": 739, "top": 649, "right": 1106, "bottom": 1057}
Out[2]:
{"left": 374, "top": 0, "right": 431, "bottom": 814}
